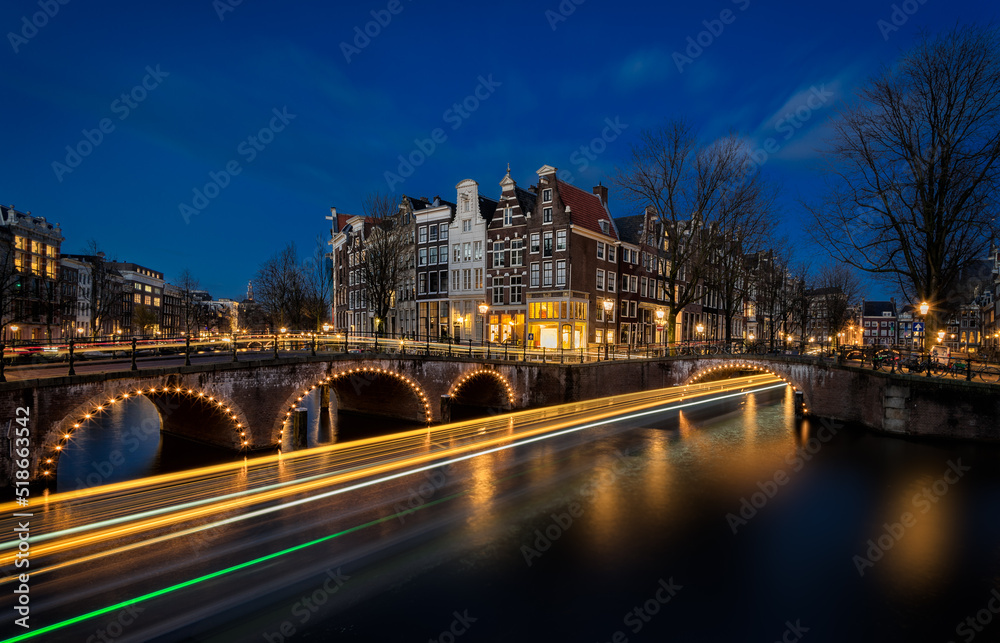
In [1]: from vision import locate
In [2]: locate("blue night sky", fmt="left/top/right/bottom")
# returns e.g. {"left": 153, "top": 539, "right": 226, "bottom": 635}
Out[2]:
{"left": 1, "top": 0, "right": 995, "bottom": 300}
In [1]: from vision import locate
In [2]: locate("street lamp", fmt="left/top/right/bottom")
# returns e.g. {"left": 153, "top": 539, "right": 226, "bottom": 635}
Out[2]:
{"left": 696, "top": 322, "right": 704, "bottom": 346}
{"left": 918, "top": 301, "right": 930, "bottom": 354}
{"left": 602, "top": 299, "right": 614, "bottom": 360}
{"left": 655, "top": 308, "right": 665, "bottom": 353}
{"left": 478, "top": 303, "right": 489, "bottom": 348}
{"left": 322, "top": 323, "right": 331, "bottom": 333}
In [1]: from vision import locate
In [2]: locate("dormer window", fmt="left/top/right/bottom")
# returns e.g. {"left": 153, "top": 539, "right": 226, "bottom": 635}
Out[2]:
{"left": 503, "top": 207, "right": 513, "bottom": 226}
{"left": 599, "top": 220, "right": 609, "bottom": 234}
{"left": 542, "top": 188, "right": 552, "bottom": 203}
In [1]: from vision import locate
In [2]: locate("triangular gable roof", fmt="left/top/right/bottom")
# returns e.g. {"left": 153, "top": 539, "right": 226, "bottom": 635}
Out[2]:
{"left": 557, "top": 180, "right": 617, "bottom": 240}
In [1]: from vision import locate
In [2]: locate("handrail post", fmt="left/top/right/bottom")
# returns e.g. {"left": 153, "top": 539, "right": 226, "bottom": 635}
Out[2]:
{"left": 68, "top": 339, "right": 76, "bottom": 376}
{"left": 967, "top": 358, "right": 973, "bottom": 381}
{"left": 274, "top": 334, "right": 280, "bottom": 359}
{"left": 311, "top": 334, "right": 317, "bottom": 357}
{"left": 185, "top": 334, "right": 192, "bottom": 366}
{"left": 130, "top": 337, "right": 138, "bottom": 371}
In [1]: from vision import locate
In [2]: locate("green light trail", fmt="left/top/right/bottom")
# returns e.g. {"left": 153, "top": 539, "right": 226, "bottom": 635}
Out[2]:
{"left": 0, "top": 492, "right": 463, "bottom": 643}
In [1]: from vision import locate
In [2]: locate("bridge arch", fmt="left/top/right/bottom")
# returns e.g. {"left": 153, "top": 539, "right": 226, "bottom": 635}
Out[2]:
{"left": 683, "top": 360, "right": 798, "bottom": 391}
{"left": 41, "top": 384, "right": 250, "bottom": 480}
{"left": 277, "top": 367, "right": 433, "bottom": 441}
{"left": 448, "top": 369, "right": 516, "bottom": 409}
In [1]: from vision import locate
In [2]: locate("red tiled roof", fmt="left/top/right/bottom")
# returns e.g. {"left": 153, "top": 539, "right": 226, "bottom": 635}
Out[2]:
{"left": 557, "top": 181, "right": 617, "bottom": 240}
{"left": 336, "top": 213, "right": 352, "bottom": 232}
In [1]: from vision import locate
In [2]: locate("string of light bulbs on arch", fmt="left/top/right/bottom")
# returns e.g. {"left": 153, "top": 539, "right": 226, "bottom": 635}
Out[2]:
{"left": 686, "top": 362, "right": 797, "bottom": 391}
{"left": 40, "top": 386, "right": 248, "bottom": 478}
{"left": 448, "top": 369, "right": 517, "bottom": 406}
{"left": 280, "top": 368, "right": 433, "bottom": 438}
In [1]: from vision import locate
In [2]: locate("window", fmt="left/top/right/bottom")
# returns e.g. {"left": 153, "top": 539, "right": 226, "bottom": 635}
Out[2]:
{"left": 641, "top": 277, "right": 648, "bottom": 298}
{"left": 153, "top": 297, "right": 161, "bottom": 307}
{"left": 556, "top": 260, "right": 567, "bottom": 287}
{"left": 503, "top": 207, "right": 513, "bottom": 226}
{"left": 510, "top": 276, "right": 523, "bottom": 304}
{"left": 530, "top": 233, "right": 540, "bottom": 253}
{"left": 530, "top": 263, "right": 540, "bottom": 287}
{"left": 596, "top": 269, "right": 605, "bottom": 290}
{"left": 542, "top": 188, "right": 552, "bottom": 202}
{"left": 622, "top": 274, "right": 629, "bottom": 291}
{"left": 631, "top": 249, "right": 638, "bottom": 263}
{"left": 145, "top": 284, "right": 152, "bottom": 292}
{"left": 429, "top": 246, "right": 438, "bottom": 265}
{"left": 134, "top": 293, "right": 141, "bottom": 303}
{"left": 452, "top": 269, "right": 460, "bottom": 291}
{"left": 473, "top": 241, "right": 483, "bottom": 261}
{"left": 453, "top": 244, "right": 461, "bottom": 262}
{"left": 440, "top": 271, "right": 448, "bottom": 293}
{"left": 463, "top": 242, "right": 472, "bottom": 261}
{"left": 630, "top": 275, "right": 638, "bottom": 292}
{"left": 630, "top": 300, "right": 637, "bottom": 317}
{"left": 492, "top": 277, "right": 505, "bottom": 304}
{"left": 510, "top": 239, "right": 524, "bottom": 266}
{"left": 463, "top": 269, "right": 472, "bottom": 290}
{"left": 429, "top": 225, "right": 438, "bottom": 242}
{"left": 608, "top": 271, "right": 616, "bottom": 292}
{"left": 597, "top": 242, "right": 605, "bottom": 260}
{"left": 439, "top": 245, "right": 447, "bottom": 264}
{"left": 474, "top": 268, "right": 483, "bottom": 289}
{"left": 493, "top": 241, "right": 505, "bottom": 267}
{"left": 419, "top": 248, "right": 427, "bottom": 266}
{"left": 556, "top": 229, "right": 566, "bottom": 251}
{"left": 439, "top": 223, "right": 448, "bottom": 240}
{"left": 429, "top": 272, "right": 438, "bottom": 293}
{"left": 543, "top": 232, "right": 553, "bottom": 257}
{"left": 543, "top": 207, "right": 552, "bottom": 223}
{"left": 418, "top": 226, "right": 427, "bottom": 243}
{"left": 543, "top": 261, "right": 553, "bottom": 287}
{"left": 462, "top": 219, "right": 472, "bottom": 232}
{"left": 145, "top": 295, "right": 152, "bottom": 306}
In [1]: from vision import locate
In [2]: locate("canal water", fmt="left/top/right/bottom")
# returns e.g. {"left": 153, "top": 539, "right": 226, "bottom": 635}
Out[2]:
{"left": 58, "top": 386, "right": 1000, "bottom": 642}
{"left": 277, "top": 387, "right": 1000, "bottom": 643}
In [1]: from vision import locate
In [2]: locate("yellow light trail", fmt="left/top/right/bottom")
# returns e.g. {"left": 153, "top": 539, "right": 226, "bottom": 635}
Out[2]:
{"left": 0, "top": 375, "right": 785, "bottom": 581}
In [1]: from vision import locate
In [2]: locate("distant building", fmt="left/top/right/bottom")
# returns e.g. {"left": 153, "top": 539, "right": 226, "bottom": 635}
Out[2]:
{"left": 861, "top": 300, "right": 897, "bottom": 346}
{"left": 413, "top": 196, "right": 455, "bottom": 340}
{"left": 0, "top": 205, "right": 65, "bottom": 341}
{"left": 60, "top": 256, "right": 92, "bottom": 338}
{"left": 108, "top": 262, "right": 165, "bottom": 336}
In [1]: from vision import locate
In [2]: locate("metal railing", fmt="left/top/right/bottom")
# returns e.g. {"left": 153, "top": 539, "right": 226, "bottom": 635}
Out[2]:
{"left": 0, "top": 333, "right": 996, "bottom": 385}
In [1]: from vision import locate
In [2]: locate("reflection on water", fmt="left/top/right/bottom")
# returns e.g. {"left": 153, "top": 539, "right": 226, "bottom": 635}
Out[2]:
{"left": 312, "top": 386, "right": 1000, "bottom": 643}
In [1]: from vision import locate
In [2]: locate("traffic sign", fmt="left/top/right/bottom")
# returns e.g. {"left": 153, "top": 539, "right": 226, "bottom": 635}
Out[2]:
{"left": 913, "top": 322, "right": 925, "bottom": 332}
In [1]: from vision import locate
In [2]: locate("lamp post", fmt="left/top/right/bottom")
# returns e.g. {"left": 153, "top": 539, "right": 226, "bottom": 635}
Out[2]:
{"left": 918, "top": 301, "right": 930, "bottom": 354}
{"left": 696, "top": 322, "right": 704, "bottom": 351}
{"left": 455, "top": 315, "right": 464, "bottom": 342}
{"left": 9, "top": 325, "right": 18, "bottom": 346}
{"left": 603, "top": 299, "right": 614, "bottom": 360}
{"left": 655, "top": 308, "right": 665, "bottom": 355}
{"left": 478, "top": 303, "right": 489, "bottom": 357}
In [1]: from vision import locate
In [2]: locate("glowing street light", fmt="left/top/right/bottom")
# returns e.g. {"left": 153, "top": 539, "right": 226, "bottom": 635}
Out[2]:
{"left": 478, "top": 303, "right": 489, "bottom": 348}
{"left": 602, "top": 299, "right": 615, "bottom": 360}
{"left": 322, "top": 323, "right": 331, "bottom": 333}
{"left": 655, "top": 308, "right": 665, "bottom": 352}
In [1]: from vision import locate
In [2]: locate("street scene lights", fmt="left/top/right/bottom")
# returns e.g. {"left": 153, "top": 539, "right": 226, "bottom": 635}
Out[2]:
{"left": 655, "top": 308, "right": 665, "bottom": 353}
{"left": 322, "top": 323, "right": 331, "bottom": 333}
{"left": 478, "top": 303, "right": 489, "bottom": 347}
{"left": 602, "top": 299, "right": 614, "bottom": 360}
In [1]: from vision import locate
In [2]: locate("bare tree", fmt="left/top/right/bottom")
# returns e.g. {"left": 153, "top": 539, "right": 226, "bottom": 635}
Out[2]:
{"left": 614, "top": 121, "right": 773, "bottom": 344}
{"left": 255, "top": 243, "right": 306, "bottom": 330}
{"left": 303, "top": 236, "right": 332, "bottom": 330}
{"left": 81, "top": 240, "right": 121, "bottom": 340}
{"left": 815, "top": 263, "right": 864, "bottom": 347}
{"left": 132, "top": 304, "right": 158, "bottom": 336}
{"left": 176, "top": 268, "right": 200, "bottom": 336}
{"left": 808, "top": 24, "right": 1000, "bottom": 337}
{"left": 358, "top": 191, "right": 408, "bottom": 336}
{"left": 704, "top": 172, "right": 779, "bottom": 345}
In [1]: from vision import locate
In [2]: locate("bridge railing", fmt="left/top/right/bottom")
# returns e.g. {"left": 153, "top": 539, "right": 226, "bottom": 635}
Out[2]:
{"left": 1, "top": 332, "right": 997, "bottom": 385}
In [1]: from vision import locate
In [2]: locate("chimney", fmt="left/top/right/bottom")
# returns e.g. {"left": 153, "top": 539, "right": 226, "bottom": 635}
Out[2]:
{"left": 420, "top": 196, "right": 429, "bottom": 203}
{"left": 593, "top": 184, "right": 608, "bottom": 207}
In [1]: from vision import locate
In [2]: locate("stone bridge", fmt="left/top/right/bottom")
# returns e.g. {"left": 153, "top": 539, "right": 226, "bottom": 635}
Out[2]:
{"left": 2, "top": 354, "right": 998, "bottom": 484}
